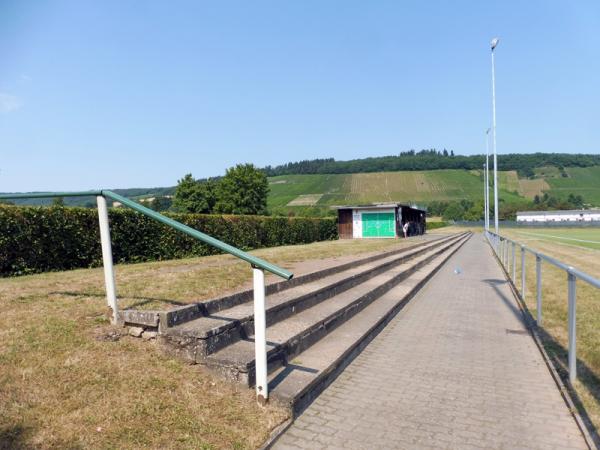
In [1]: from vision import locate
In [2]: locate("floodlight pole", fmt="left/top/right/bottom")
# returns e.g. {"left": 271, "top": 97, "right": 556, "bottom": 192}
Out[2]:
{"left": 485, "top": 128, "right": 491, "bottom": 231}
{"left": 483, "top": 163, "right": 487, "bottom": 230}
{"left": 97, "top": 195, "right": 118, "bottom": 324}
{"left": 491, "top": 38, "right": 499, "bottom": 234}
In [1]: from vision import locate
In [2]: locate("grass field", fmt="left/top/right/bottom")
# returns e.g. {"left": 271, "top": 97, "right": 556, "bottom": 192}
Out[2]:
{"left": 0, "top": 237, "right": 429, "bottom": 449}
{"left": 498, "top": 227, "right": 600, "bottom": 437}
{"left": 509, "top": 228, "right": 600, "bottom": 251}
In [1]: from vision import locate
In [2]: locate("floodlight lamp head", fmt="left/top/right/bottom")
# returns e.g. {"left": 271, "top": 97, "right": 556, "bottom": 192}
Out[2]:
{"left": 491, "top": 37, "right": 499, "bottom": 51}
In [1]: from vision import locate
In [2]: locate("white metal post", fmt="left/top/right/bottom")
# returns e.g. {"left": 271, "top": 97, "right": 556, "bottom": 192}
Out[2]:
{"left": 253, "top": 267, "right": 268, "bottom": 403}
{"left": 483, "top": 163, "right": 487, "bottom": 230}
{"left": 485, "top": 129, "right": 491, "bottom": 231}
{"left": 97, "top": 195, "right": 118, "bottom": 325}
{"left": 512, "top": 242, "right": 516, "bottom": 281}
{"left": 536, "top": 255, "right": 542, "bottom": 324}
{"left": 567, "top": 272, "right": 577, "bottom": 383}
{"left": 491, "top": 38, "right": 499, "bottom": 234}
{"left": 521, "top": 246, "right": 526, "bottom": 299}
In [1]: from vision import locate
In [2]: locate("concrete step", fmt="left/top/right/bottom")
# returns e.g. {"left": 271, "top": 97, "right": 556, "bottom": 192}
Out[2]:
{"left": 267, "top": 233, "right": 471, "bottom": 414}
{"left": 200, "top": 234, "right": 470, "bottom": 386}
{"left": 126, "top": 235, "right": 445, "bottom": 329}
{"left": 160, "top": 233, "right": 467, "bottom": 363}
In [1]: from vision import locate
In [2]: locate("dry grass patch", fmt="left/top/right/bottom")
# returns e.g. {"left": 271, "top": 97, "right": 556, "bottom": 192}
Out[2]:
{"left": 0, "top": 236, "right": 430, "bottom": 449}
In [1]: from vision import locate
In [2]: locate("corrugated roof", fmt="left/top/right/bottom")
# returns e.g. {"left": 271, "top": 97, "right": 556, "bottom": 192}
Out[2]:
{"left": 332, "top": 203, "right": 426, "bottom": 212}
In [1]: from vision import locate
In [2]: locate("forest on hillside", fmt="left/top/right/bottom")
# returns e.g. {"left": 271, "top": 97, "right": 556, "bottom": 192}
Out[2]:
{"left": 263, "top": 151, "right": 600, "bottom": 178}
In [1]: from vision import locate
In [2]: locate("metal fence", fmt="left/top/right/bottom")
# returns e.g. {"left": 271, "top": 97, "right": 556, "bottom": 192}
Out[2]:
{"left": 485, "top": 231, "right": 600, "bottom": 384}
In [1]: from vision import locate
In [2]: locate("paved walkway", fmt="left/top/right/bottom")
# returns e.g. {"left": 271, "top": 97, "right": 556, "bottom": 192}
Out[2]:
{"left": 274, "top": 234, "right": 587, "bottom": 450}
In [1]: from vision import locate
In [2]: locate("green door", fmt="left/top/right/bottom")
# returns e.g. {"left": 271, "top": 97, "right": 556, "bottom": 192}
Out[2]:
{"left": 362, "top": 212, "right": 395, "bottom": 237}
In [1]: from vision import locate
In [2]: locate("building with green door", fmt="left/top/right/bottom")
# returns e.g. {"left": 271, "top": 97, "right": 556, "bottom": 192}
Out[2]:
{"left": 334, "top": 203, "right": 426, "bottom": 239}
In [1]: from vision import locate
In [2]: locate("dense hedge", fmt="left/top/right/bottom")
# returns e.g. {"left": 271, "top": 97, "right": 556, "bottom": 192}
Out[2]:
{"left": 426, "top": 221, "right": 449, "bottom": 230}
{"left": 0, "top": 206, "right": 338, "bottom": 276}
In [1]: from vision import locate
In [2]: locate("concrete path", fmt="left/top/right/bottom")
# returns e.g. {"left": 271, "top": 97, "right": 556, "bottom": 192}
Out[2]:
{"left": 274, "top": 234, "right": 587, "bottom": 450}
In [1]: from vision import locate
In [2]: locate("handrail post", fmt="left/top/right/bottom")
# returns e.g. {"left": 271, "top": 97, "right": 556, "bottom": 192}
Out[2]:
{"left": 512, "top": 241, "right": 516, "bottom": 281}
{"left": 253, "top": 266, "right": 268, "bottom": 404}
{"left": 521, "top": 246, "right": 526, "bottom": 299}
{"left": 568, "top": 272, "right": 577, "bottom": 383}
{"left": 96, "top": 195, "right": 118, "bottom": 325}
{"left": 536, "top": 255, "right": 542, "bottom": 325}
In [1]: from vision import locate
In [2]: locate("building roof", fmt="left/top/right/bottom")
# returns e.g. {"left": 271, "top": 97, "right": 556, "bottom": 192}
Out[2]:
{"left": 332, "top": 203, "right": 426, "bottom": 212}
{"left": 516, "top": 209, "right": 600, "bottom": 216}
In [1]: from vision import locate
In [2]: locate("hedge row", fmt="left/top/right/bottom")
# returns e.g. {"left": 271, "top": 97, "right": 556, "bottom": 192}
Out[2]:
{"left": 0, "top": 206, "right": 338, "bottom": 276}
{"left": 426, "top": 221, "right": 449, "bottom": 230}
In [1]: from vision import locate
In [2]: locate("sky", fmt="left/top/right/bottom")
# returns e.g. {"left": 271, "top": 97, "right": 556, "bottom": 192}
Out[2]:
{"left": 1, "top": 1, "right": 599, "bottom": 192}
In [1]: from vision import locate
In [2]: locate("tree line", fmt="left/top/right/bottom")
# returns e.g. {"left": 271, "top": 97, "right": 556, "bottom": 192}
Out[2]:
{"left": 264, "top": 151, "right": 600, "bottom": 178}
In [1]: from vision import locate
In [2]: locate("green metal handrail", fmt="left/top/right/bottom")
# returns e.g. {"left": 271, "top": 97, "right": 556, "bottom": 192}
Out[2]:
{"left": 0, "top": 190, "right": 293, "bottom": 280}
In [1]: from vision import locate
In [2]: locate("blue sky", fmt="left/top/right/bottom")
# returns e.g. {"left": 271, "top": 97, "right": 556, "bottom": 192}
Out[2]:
{"left": 1, "top": 1, "right": 599, "bottom": 191}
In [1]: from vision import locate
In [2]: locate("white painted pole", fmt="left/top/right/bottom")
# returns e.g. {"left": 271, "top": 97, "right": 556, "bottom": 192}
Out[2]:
{"left": 253, "top": 267, "right": 268, "bottom": 403}
{"left": 491, "top": 38, "right": 500, "bottom": 234}
{"left": 567, "top": 272, "right": 577, "bottom": 383}
{"left": 483, "top": 163, "right": 487, "bottom": 230}
{"left": 96, "top": 195, "right": 118, "bottom": 325}
{"left": 485, "top": 129, "right": 491, "bottom": 231}
{"left": 512, "top": 242, "right": 516, "bottom": 281}
{"left": 521, "top": 246, "right": 526, "bottom": 299}
{"left": 536, "top": 255, "right": 542, "bottom": 324}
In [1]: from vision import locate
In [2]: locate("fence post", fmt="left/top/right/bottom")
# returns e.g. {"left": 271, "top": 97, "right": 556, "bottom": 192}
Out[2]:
{"left": 568, "top": 272, "right": 577, "bottom": 383}
{"left": 253, "top": 266, "right": 268, "bottom": 404}
{"left": 536, "top": 255, "right": 542, "bottom": 325}
{"left": 521, "top": 246, "right": 526, "bottom": 299}
{"left": 96, "top": 195, "right": 118, "bottom": 325}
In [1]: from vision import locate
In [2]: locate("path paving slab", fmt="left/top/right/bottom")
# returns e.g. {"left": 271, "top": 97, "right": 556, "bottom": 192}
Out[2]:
{"left": 273, "top": 233, "right": 588, "bottom": 450}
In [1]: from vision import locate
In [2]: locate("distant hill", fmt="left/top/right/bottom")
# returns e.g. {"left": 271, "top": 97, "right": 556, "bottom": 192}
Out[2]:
{"left": 4, "top": 152, "right": 599, "bottom": 214}
{"left": 3, "top": 187, "right": 176, "bottom": 207}
{"left": 268, "top": 165, "right": 600, "bottom": 216}
{"left": 263, "top": 152, "right": 600, "bottom": 178}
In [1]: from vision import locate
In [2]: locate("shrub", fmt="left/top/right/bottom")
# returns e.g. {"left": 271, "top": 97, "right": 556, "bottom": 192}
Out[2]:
{"left": 0, "top": 206, "right": 337, "bottom": 276}
{"left": 426, "top": 221, "right": 449, "bottom": 231}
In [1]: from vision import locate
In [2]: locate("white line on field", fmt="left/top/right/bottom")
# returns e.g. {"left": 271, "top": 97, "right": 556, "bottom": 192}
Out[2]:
{"left": 518, "top": 231, "right": 600, "bottom": 245}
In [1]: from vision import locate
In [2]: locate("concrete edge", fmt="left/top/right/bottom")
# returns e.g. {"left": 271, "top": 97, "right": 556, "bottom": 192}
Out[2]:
{"left": 259, "top": 416, "right": 294, "bottom": 450}
{"left": 484, "top": 234, "right": 598, "bottom": 450}
{"left": 260, "top": 232, "right": 472, "bottom": 449}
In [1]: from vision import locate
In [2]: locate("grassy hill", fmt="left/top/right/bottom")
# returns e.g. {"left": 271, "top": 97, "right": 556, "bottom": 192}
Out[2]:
{"left": 5, "top": 163, "right": 600, "bottom": 215}
{"left": 268, "top": 166, "right": 600, "bottom": 215}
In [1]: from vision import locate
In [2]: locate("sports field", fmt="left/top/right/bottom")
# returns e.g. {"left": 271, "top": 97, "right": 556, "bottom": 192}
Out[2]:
{"left": 508, "top": 227, "right": 600, "bottom": 251}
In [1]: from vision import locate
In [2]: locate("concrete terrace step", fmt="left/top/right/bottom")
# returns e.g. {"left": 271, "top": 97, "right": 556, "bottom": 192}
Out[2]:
{"left": 200, "top": 234, "right": 470, "bottom": 386}
{"left": 267, "top": 233, "right": 471, "bottom": 414}
{"left": 122, "top": 235, "right": 446, "bottom": 328}
{"left": 160, "top": 233, "right": 467, "bottom": 362}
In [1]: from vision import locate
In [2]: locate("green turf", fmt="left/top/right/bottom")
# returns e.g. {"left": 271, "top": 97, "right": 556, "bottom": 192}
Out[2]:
{"left": 511, "top": 228, "right": 600, "bottom": 250}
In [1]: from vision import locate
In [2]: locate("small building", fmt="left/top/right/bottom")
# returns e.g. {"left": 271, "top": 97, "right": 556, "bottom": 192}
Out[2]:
{"left": 334, "top": 203, "right": 426, "bottom": 239}
{"left": 516, "top": 209, "right": 600, "bottom": 223}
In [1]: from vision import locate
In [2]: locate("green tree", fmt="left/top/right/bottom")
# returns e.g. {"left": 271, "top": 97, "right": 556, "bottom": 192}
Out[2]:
{"left": 173, "top": 174, "right": 216, "bottom": 213}
{"left": 52, "top": 197, "right": 65, "bottom": 206}
{"left": 149, "top": 196, "right": 173, "bottom": 212}
{"left": 214, "top": 164, "right": 269, "bottom": 215}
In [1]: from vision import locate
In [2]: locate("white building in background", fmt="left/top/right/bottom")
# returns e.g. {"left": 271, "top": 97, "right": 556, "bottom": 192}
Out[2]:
{"left": 516, "top": 210, "right": 600, "bottom": 223}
